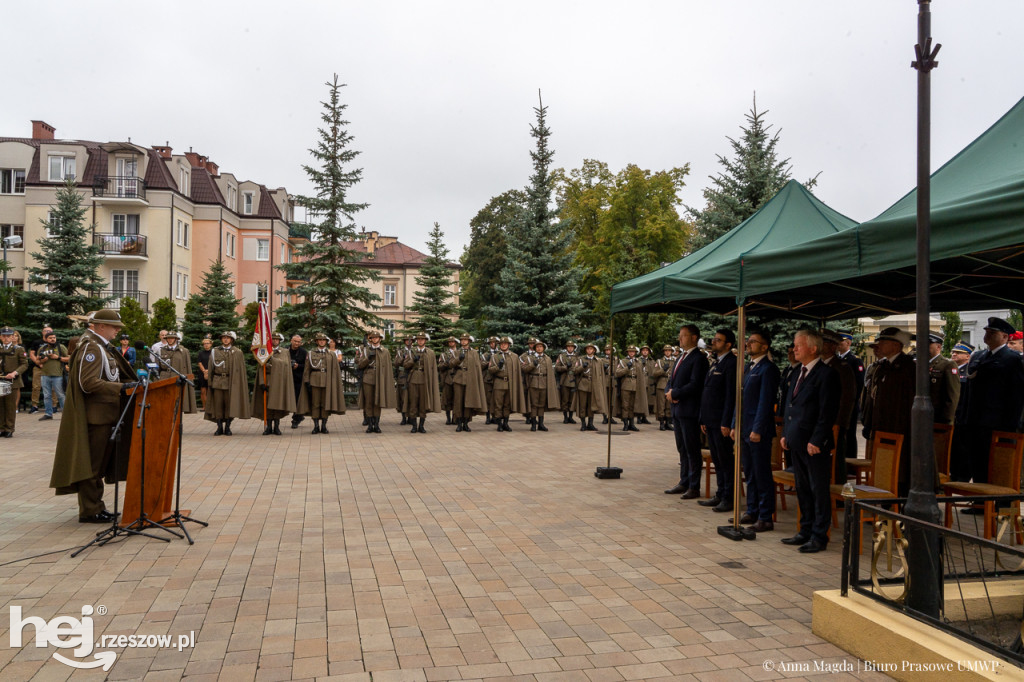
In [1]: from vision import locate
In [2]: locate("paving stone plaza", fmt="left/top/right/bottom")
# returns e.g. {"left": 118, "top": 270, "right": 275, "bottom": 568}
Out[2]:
{"left": 0, "top": 413, "right": 889, "bottom": 681}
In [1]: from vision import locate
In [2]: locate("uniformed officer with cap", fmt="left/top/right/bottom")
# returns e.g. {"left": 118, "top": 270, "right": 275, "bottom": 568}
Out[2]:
{"left": 0, "top": 326, "right": 28, "bottom": 437}
{"left": 862, "top": 326, "right": 915, "bottom": 493}
{"left": 438, "top": 336, "right": 459, "bottom": 425}
{"left": 487, "top": 336, "right": 524, "bottom": 431}
{"left": 50, "top": 309, "right": 136, "bottom": 522}
{"left": 571, "top": 341, "right": 606, "bottom": 431}
{"left": 650, "top": 345, "right": 674, "bottom": 430}
{"left": 948, "top": 342, "right": 975, "bottom": 481}
{"left": 393, "top": 335, "right": 414, "bottom": 425}
{"left": 555, "top": 340, "right": 578, "bottom": 424}
{"left": 820, "top": 328, "right": 856, "bottom": 482}
{"left": 298, "top": 332, "right": 345, "bottom": 434}
{"left": 837, "top": 331, "right": 865, "bottom": 470}
{"left": 614, "top": 345, "right": 647, "bottom": 432}
{"left": 925, "top": 332, "right": 960, "bottom": 425}
{"left": 356, "top": 330, "right": 396, "bottom": 433}
{"left": 637, "top": 344, "right": 656, "bottom": 424}
{"left": 158, "top": 328, "right": 198, "bottom": 414}
{"left": 961, "top": 317, "right": 1024, "bottom": 483}
{"left": 521, "top": 339, "right": 559, "bottom": 431}
{"left": 403, "top": 332, "right": 441, "bottom": 432}
{"left": 204, "top": 330, "right": 250, "bottom": 435}
{"left": 481, "top": 336, "right": 498, "bottom": 424}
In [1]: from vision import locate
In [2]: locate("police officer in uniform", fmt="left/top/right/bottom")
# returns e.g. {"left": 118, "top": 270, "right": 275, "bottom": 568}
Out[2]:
{"left": 0, "top": 326, "right": 28, "bottom": 437}
{"left": 50, "top": 310, "right": 135, "bottom": 522}
{"left": 555, "top": 340, "right": 578, "bottom": 424}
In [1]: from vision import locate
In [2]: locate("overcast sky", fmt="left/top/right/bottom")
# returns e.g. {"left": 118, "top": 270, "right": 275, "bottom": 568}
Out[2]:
{"left": 4, "top": 2, "right": 1022, "bottom": 257}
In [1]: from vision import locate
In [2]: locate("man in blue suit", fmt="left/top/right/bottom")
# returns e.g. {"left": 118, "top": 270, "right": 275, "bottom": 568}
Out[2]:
{"left": 664, "top": 324, "right": 708, "bottom": 498}
{"left": 698, "top": 329, "right": 738, "bottom": 512}
{"left": 778, "top": 329, "right": 840, "bottom": 553}
{"left": 732, "top": 330, "right": 781, "bottom": 532}
{"left": 963, "top": 317, "right": 1024, "bottom": 482}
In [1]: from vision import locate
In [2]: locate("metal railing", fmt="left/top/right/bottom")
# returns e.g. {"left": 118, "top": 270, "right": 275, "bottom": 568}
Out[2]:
{"left": 93, "top": 233, "right": 147, "bottom": 257}
{"left": 91, "top": 289, "right": 149, "bottom": 312}
{"left": 841, "top": 494, "right": 1024, "bottom": 667}
{"left": 92, "top": 176, "right": 147, "bottom": 201}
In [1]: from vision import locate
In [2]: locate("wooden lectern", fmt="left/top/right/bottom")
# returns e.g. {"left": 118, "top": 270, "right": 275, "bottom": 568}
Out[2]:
{"left": 119, "top": 377, "right": 187, "bottom": 527}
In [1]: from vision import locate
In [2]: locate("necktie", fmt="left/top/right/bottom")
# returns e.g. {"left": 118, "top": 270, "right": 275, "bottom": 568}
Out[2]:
{"left": 793, "top": 366, "right": 808, "bottom": 396}
{"left": 671, "top": 351, "right": 687, "bottom": 378}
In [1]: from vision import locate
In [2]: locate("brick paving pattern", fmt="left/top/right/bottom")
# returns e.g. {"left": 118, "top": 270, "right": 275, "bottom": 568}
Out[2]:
{"left": 0, "top": 412, "right": 891, "bottom": 680}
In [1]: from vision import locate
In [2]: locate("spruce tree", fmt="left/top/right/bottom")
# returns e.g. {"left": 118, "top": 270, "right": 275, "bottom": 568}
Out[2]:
{"left": 407, "top": 222, "right": 458, "bottom": 340}
{"left": 276, "top": 75, "right": 381, "bottom": 344}
{"left": 686, "top": 96, "right": 800, "bottom": 252}
{"left": 182, "top": 259, "right": 240, "bottom": 350}
{"left": 25, "top": 179, "right": 110, "bottom": 327}
{"left": 485, "top": 92, "right": 589, "bottom": 347}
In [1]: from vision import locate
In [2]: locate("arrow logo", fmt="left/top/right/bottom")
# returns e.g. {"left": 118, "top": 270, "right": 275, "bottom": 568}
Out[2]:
{"left": 52, "top": 651, "right": 116, "bottom": 670}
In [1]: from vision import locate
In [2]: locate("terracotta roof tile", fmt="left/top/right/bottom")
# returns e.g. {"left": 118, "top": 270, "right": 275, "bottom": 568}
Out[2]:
{"left": 190, "top": 166, "right": 226, "bottom": 206}
{"left": 255, "top": 185, "right": 282, "bottom": 219}
{"left": 370, "top": 241, "right": 429, "bottom": 265}
{"left": 144, "top": 149, "right": 178, "bottom": 191}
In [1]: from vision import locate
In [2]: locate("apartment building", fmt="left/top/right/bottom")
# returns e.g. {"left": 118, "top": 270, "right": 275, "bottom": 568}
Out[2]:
{"left": 0, "top": 121, "right": 293, "bottom": 323}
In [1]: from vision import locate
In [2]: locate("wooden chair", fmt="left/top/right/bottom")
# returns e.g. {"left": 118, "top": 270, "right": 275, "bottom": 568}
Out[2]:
{"left": 829, "top": 431, "right": 904, "bottom": 553}
{"left": 702, "top": 448, "right": 714, "bottom": 498}
{"left": 846, "top": 437, "right": 872, "bottom": 484}
{"left": 943, "top": 431, "right": 1024, "bottom": 539}
{"left": 770, "top": 421, "right": 795, "bottom": 518}
{"left": 934, "top": 423, "right": 954, "bottom": 485}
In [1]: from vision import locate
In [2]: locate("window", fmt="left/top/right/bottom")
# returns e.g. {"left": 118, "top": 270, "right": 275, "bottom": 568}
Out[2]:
{"left": 0, "top": 169, "right": 26, "bottom": 194}
{"left": 256, "top": 239, "right": 270, "bottom": 261}
{"left": 227, "top": 186, "right": 236, "bottom": 211}
{"left": 280, "top": 244, "right": 285, "bottom": 263}
{"left": 111, "top": 269, "right": 139, "bottom": 293}
{"left": 175, "top": 220, "right": 190, "bottom": 247}
{"left": 48, "top": 155, "right": 76, "bottom": 181}
{"left": 175, "top": 273, "right": 190, "bottom": 299}
{"left": 178, "top": 168, "right": 189, "bottom": 195}
{"left": 383, "top": 283, "right": 397, "bottom": 306}
{"left": 226, "top": 233, "right": 236, "bottom": 258}
{"left": 257, "top": 283, "right": 268, "bottom": 305}
{"left": 183, "top": 274, "right": 188, "bottom": 297}
{"left": 383, "top": 321, "right": 395, "bottom": 338}
{"left": 112, "top": 214, "right": 140, "bottom": 235}
{"left": 0, "top": 224, "right": 24, "bottom": 247}
{"left": 45, "top": 211, "right": 56, "bottom": 238}
{"left": 243, "top": 192, "right": 254, "bottom": 215}
{"left": 2, "top": 279, "right": 23, "bottom": 288}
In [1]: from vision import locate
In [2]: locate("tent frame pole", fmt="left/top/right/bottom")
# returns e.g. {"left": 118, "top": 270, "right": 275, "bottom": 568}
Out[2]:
{"left": 719, "top": 305, "right": 754, "bottom": 541}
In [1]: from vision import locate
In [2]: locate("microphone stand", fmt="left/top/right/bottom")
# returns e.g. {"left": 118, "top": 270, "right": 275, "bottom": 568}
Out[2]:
{"left": 148, "top": 347, "right": 207, "bottom": 543}
{"left": 72, "top": 381, "right": 172, "bottom": 557}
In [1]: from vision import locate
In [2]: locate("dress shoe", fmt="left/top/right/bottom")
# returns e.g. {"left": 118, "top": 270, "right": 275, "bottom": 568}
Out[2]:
{"left": 781, "top": 534, "right": 810, "bottom": 546}
{"left": 39, "top": 414, "right": 54, "bottom": 421}
{"left": 697, "top": 496, "right": 722, "bottom": 507}
{"left": 79, "top": 510, "right": 117, "bottom": 524}
{"left": 1, "top": 431, "right": 12, "bottom": 438}
{"left": 664, "top": 483, "right": 687, "bottom": 495}
{"left": 799, "top": 540, "right": 827, "bottom": 553}
{"left": 748, "top": 520, "right": 774, "bottom": 532}
{"left": 0, "top": 432, "right": 8, "bottom": 438}
{"left": 739, "top": 512, "right": 756, "bottom": 524}
{"left": 712, "top": 501, "right": 734, "bottom": 513}
{"left": 680, "top": 489, "right": 700, "bottom": 500}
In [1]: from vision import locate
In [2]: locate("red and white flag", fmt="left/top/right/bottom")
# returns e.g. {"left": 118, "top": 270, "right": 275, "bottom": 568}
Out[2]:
{"left": 251, "top": 301, "right": 273, "bottom": 366}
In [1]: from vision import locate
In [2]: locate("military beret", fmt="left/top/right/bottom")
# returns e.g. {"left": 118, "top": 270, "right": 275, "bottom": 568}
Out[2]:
{"left": 1011, "top": 331, "right": 1024, "bottom": 341}
{"left": 984, "top": 317, "right": 1015, "bottom": 334}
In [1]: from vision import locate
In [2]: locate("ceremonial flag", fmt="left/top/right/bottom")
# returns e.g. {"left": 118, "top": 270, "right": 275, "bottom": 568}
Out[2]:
{"left": 252, "top": 301, "right": 273, "bottom": 366}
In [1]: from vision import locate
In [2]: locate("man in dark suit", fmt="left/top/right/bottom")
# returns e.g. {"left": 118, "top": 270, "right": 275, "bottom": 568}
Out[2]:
{"left": 963, "top": 317, "right": 1024, "bottom": 482}
{"left": 732, "top": 330, "right": 781, "bottom": 532}
{"left": 948, "top": 342, "right": 974, "bottom": 482}
{"left": 698, "top": 329, "right": 737, "bottom": 512}
{"left": 664, "top": 324, "right": 708, "bottom": 499}
{"left": 861, "top": 326, "right": 915, "bottom": 494}
{"left": 779, "top": 329, "right": 840, "bottom": 553}
{"left": 838, "top": 332, "right": 865, "bottom": 460}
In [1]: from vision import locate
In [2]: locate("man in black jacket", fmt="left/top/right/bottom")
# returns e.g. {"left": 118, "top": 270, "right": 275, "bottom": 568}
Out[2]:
{"left": 697, "top": 329, "right": 737, "bottom": 512}
{"left": 779, "top": 330, "right": 840, "bottom": 553}
{"left": 289, "top": 335, "right": 308, "bottom": 429}
{"left": 963, "top": 317, "right": 1024, "bottom": 482}
{"left": 664, "top": 324, "right": 708, "bottom": 499}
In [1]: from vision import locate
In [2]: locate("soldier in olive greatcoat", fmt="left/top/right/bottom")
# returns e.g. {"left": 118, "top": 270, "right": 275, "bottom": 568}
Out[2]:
{"left": 0, "top": 326, "right": 29, "bottom": 437}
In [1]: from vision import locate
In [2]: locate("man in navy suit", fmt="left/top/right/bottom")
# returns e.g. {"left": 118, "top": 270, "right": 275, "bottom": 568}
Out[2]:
{"left": 664, "top": 324, "right": 708, "bottom": 498}
{"left": 778, "top": 329, "right": 840, "bottom": 553}
{"left": 698, "top": 329, "right": 737, "bottom": 512}
{"left": 731, "top": 330, "right": 781, "bottom": 532}
{"left": 963, "top": 317, "right": 1024, "bottom": 482}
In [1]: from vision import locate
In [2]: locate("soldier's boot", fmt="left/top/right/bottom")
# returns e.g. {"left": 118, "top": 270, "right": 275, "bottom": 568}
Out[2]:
{"left": 580, "top": 418, "right": 587, "bottom": 432}
{"left": 366, "top": 417, "right": 374, "bottom": 434}
{"left": 400, "top": 414, "right": 408, "bottom": 426}
{"left": 610, "top": 417, "right": 619, "bottom": 424}
{"left": 263, "top": 421, "right": 273, "bottom": 436}
{"left": 312, "top": 419, "right": 321, "bottom": 434}
{"left": 410, "top": 418, "right": 419, "bottom": 433}
{"left": 602, "top": 415, "right": 609, "bottom": 424}
{"left": 528, "top": 416, "right": 536, "bottom": 426}
{"left": 485, "top": 412, "right": 492, "bottom": 425}
{"left": 537, "top": 415, "right": 548, "bottom": 432}
{"left": 362, "top": 416, "right": 369, "bottom": 426}
{"left": 291, "top": 414, "right": 304, "bottom": 429}
{"left": 273, "top": 420, "right": 282, "bottom": 436}
{"left": 562, "top": 411, "right": 569, "bottom": 424}
{"left": 627, "top": 418, "right": 639, "bottom": 432}
{"left": 321, "top": 417, "right": 330, "bottom": 434}
{"left": 567, "top": 411, "right": 577, "bottom": 424}
{"left": 417, "top": 417, "right": 426, "bottom": 434}
{"left": 586, "top": 416, "right": 598, "bottom": 431}
{"left": 530, "top": 417, "right": 537, "bottom": 432}
{"left": 224, "top": 419, "right": 233, "bottom": 436}
{"left": 214, "top": 420, "right": 224, "bottom": 436}
{"left": 503, "top": 417, "right": 512, "bottom": 432}
{"left": 641, "top": 414, "right": 651, "bottom": 425}
{"left": 445, "top": 410, "right": 452, "bottom": 425}
{"left": 456, "top": 418, "right": 464, "bottom": 433}
{"left": 372, "top": 417, "right": 381, "bottom": 434}
{"left": 462, "top": 419, "right": 471, "bottom": 433}
{"left": 495, "top": 417, "right": 504, "bottom": 432}
{"left": 622, "top": 418, "right": 630, "bottom": 432}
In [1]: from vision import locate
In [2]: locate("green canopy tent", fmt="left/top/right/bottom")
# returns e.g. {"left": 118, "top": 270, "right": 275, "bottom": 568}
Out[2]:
{"left": 609, "top": 179, "right": 859, "bottom": 318}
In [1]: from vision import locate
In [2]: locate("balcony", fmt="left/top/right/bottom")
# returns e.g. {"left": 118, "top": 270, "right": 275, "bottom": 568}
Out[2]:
{"left": 94, "top": 233, "right": 147, "bottom": 258}
{"left": 93, "top": 289, "right": 149, "bottom": 312}
{"left": 92, "top": 176, "right": 147, "bottom": 204}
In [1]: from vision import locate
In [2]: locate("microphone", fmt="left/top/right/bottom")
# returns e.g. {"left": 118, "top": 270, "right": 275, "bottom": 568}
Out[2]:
{"left": 134, "top": 340, "right": 145, "bottom": 353}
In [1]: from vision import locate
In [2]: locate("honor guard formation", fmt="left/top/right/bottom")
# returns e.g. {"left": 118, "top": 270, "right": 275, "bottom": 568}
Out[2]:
{"left": 3, "top": 311, "right": 1022, "bottom": 530}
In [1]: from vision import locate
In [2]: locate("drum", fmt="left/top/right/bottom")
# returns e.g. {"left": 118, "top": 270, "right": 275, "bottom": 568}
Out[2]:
{"left": 0, "top": 381, "right": 11, "bottom": 397}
